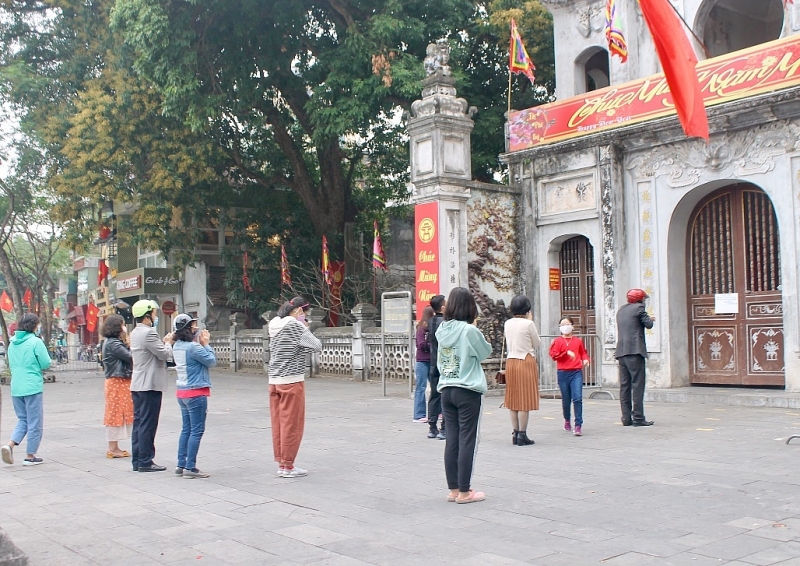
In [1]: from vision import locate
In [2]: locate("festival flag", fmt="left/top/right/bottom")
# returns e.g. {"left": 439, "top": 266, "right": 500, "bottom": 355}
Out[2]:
{"left": 509, "top": 19, "right": 536, "bottom": 85}
{"left": 0, "top": 290, "right": 13, "bottom": 312}
{"left": 321, "top": 235, "right": 332, "bottom": 286}
{"left": 23, "top": 288, "right": 32, "bottom": 308}
{"left": 605, "top": 0, "right": 628, "bottom": 62}
{"left": 242, "top": 252, "right": 253, "bottom": 292}
{"left": 372, "top": 220, "right": 388, "bottom": 271}
{"left": 639, "top": 0, "right": 709, "bottom": 140}
{"left": 67, "top": 319, "right": 78, "bottom": 334}
{"left": 97, "top": 259, "right": 109, "bottom": 286}
{"left": 280, "top": 245, "right": 291, "bottom": 286}
{"left": 86, "top": 303, "right": 99, "bottom": 333}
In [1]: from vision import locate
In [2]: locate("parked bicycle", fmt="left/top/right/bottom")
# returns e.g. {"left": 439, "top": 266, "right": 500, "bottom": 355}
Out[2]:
{"left": 79, "top": 344, "right": 98, "bottom": 363}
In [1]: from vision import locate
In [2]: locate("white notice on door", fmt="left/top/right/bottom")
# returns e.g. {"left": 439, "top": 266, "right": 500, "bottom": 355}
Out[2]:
{"left": 714, "top": 293, "right": 739, "bottom": 314}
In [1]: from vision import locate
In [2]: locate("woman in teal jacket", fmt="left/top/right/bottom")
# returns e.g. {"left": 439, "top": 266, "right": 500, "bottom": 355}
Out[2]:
{"left": 1, "top": 314, "right": 51, "bottom": 466}
{"left": 436, "top": 287, "right": 492, "bottom": 504}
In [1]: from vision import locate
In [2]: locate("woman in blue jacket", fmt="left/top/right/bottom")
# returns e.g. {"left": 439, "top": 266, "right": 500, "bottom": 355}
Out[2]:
{"left": 1, "top": 314, "right": 51, "bottom": 466}
{"left": 171, "top": 313, "right": 216, "bottom": 479}
{"left": 436, "top": 287, "right": 492, "bottom": 504}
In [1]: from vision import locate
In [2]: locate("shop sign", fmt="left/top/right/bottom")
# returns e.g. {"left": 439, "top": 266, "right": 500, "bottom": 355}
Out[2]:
{"left": 508, "top": 35, "right": 800, "bottom": 152}
{"left": 414, "top": 202, "right": 439, "bottom": 318}
{"left": 117, "top": 274, "right": 142, "bottom": 294}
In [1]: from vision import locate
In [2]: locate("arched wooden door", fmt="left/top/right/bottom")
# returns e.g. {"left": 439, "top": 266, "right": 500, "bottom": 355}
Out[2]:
{"left": 560, "top": 236, "right": 596, "bottom": 335}
{"left": 687, "top": 184, "right": 784, "bottom": 386}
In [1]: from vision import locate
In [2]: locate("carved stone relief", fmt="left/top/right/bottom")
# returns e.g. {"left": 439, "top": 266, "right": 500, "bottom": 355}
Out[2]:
{"left": 540, "top": 172, "right": 598, "bottom": 216}
{"left": 576, "top": 2, "right": 605, "bottom": 38}
{"left": 626, "top": 120, "right": 800, "bottom": 187}
{"left": 599, "top": 145, "right": 616, "bottom": 352}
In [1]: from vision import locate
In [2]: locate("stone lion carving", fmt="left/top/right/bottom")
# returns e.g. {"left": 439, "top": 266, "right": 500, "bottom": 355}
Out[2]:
{"left": 424, "top": 39, "right": 452, "bottom": 76}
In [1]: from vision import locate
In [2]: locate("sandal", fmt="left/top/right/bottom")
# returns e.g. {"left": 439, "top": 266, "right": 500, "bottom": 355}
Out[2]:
{"left": 447, "top": 493, "right": 458, "bottom": 502}
{"left": 456, "top": 490, "right": 485, "bottom": 504}
{"left": 106, "top": 451, "right": 130, "bottom": 459}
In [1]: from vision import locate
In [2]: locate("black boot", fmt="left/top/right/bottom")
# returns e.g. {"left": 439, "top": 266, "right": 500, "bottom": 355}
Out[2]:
{"left": 512, "top": 430, "right": 518, "bottom": 445}
{"left": 517, "top": 431, "right": 534, "bottom": 446}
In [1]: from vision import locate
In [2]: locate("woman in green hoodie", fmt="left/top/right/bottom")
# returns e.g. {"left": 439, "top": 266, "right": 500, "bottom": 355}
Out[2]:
{"left": 436, "top": 287, "right": 492, "bottom": 504}
{"left": 1, "top": 314, "right": 51, "bottom": 466}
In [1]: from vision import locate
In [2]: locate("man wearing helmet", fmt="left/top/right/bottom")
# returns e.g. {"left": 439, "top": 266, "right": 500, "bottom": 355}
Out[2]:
{"left": 129, "top": 299, "right": 175, "bottom": 472}
{"left": 615, "top": 289, "right": 656, "bottom": 427}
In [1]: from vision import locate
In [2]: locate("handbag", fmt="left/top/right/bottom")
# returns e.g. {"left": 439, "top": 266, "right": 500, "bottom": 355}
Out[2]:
{"left": 495, "top": 337, "right": 506, "bottom": 385}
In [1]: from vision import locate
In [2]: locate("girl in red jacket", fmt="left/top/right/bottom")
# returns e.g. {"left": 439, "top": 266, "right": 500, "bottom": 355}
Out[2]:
{"left": 548, "top": 317, "right": 590, "bottom": 436}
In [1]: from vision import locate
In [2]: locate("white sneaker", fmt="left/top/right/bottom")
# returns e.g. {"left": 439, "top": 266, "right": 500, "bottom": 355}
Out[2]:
{"left": 280, "top": 466, "right": 308, "bottom": 478}
{"left": 1, "top": 444, "right": 12, "bottom": 465}
{"left": 277, "top": 467, "right": 285, "bottom": 477}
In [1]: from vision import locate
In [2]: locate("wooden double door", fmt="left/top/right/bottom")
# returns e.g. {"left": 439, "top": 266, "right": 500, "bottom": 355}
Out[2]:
{"left": 687, "top": 184, "right": 784, "bottom": 386}
{"left": 560, "top": 236, "right": 596, "bottom": 335}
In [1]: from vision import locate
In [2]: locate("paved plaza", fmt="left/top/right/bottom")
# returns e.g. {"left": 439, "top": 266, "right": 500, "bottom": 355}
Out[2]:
{"left": 1, "top": 369, "right": 800, "bottom": 565}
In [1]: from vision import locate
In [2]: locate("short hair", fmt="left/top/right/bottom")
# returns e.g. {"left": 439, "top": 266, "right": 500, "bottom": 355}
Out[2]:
{"left": 509, "top": 295, "right": 532, "bottom": 316}
{"left": 102, "top": 314, "right": 126, "bottom": 338}
{"left": 444, "top": 287, "right": 478, "bottom": 323}
{"left": 430, "top": 295, "right": 446, "bottom": 313}
{"left": 18, "top": 313, "right": 39, "bottom": 333}
{"left": 559, "top": 316, "right": 574, "bottom": 325}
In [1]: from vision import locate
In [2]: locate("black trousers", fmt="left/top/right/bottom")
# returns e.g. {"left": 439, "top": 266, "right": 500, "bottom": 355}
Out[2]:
{"left": 131, "top": 390, "right": 163, "bottom": 469}
{"left": 441, "top": 387, "right": 482, "bottom": 492}
{"left": 618, "top": 355, "right": 647, "bottom": 423}
{"left": 427, "top": 367, "right": 445, "bottom": 432}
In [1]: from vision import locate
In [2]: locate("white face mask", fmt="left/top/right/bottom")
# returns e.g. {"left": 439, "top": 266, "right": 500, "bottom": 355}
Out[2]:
{"left": 559, "top": 325, "right": 573, "bottom": 335}
{"left": 152, "top": 316, "right": 159, "bottom": 328}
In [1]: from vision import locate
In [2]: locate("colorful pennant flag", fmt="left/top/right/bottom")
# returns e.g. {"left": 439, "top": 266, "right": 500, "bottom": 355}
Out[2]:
{"left": 0, "top": 290, "right": 13, "bottom": 312}
{"left": 606, "top": 0, "right": 628, "bottom": 62}
{"left": 321, "top": 235, "right": 332, "bottom": 287}
{"left": 242, "top": 252, "right": 253, "bottom": 292}
{"left": 509, "top": 19, "right": 536, "bottom": 85}
{"left": 372, "top": 221, "right": 387, "bottom": 271}
{"left": 86, "top": 303, "right": 99, "bottom": 333}
{"left": 280, "top": 245, "right": 291, "bottom": 287}
{"left": 23, "top": 288, "right": 32, "bottom": 308}
{"left": 638, "top": 0, "right": 709, "bottom": 140}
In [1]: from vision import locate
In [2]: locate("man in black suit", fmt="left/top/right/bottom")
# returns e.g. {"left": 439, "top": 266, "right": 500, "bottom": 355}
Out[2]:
{"left": 615, "top": 289, "right": 656, "bottom": 427}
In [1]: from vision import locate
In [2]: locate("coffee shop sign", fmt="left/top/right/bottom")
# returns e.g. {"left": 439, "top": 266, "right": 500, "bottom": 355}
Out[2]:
{"left": 145, "top": 275, "right": 180, "bottom": 285}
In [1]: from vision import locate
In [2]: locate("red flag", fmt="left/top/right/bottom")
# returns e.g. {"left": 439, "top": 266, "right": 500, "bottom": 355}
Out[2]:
{"left": 242, "top": 252, "right": 253, "bottom": 292}
{"left": 86, "top": 303, "right": 99, "bottom": 333}
{"left": 509, "top": 19, "right": 536, "bottom": 85}
{"left": 280, "top": 245, "right": 291, "bottom": 286}
{"left": 638, "top": 0, "right": 709, "bottom": 140}
{"left": 67, "top": 319, "right": 78, "bottom": 334}
{"left": 23, "top": 288, "right": 32, "bottom": 308}
{"left": 0, "top": 290, "right": 13, "bottom": 312}
{"left": 372, "top": 221, "right": 388, "bottom": 271}
{"left": 321, "top": 236, "right": 332, "bottom": 286}
{"left": 97, "top": 260, "right": 109, "bottom": 286}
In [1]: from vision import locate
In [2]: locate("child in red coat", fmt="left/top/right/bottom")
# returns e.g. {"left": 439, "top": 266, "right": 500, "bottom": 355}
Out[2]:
{"left": 548, "top": 317, "right": 590, "bottom": 436}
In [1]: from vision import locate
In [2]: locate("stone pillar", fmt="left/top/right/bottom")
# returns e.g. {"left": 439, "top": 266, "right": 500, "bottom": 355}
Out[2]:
{"left": 409, "top": 41, "right": 476, "bottom": 301}
{"left": 306, "top": 308, "right": 325, "bottom": 376}
{"left": 351, "top": 303, "right": 378, "bottom": 381}
{"left": 261, "top": 310, "right": 276, "bottom": 373}
{"left": 229, "top": 312, "right": 247, "bottom": 372}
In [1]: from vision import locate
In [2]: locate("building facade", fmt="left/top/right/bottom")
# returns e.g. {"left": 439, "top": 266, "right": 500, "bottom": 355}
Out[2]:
{"left": 504, "top": 0, "right": 800, "bottom": 390}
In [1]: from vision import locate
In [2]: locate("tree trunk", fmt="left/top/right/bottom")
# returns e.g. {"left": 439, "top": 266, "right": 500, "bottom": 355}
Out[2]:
{"left": 0, "top": 245, "right": 24, "bottom": 321}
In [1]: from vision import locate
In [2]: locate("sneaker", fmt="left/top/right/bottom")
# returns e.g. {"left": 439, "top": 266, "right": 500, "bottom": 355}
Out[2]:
{"left": 427, "top": 428, "right": 439, "bottom": 439}
{"left": 564, "top": 420, "right": 572, "bottom": 432}
{"left": 277, "top": 467, "right": 286, "bottom": 477}
{"left": 1, "top": 444, "right": 12, "bottom": 465}
{"left": 182, "top": 468, "right": 209, "bottom": 479}
{"left": 281, "top": 466, "right": 308, "bottom": 478}
{"left": 175, "top": 467, "right": 184, "bottom": 475}
{"left": 573, "top": 425, "right": 582, "bottom": 436}
{"left": 412, "top": 417, "right": 428, "bottom": 423}
{"left": 436, "top": 431, "right": 446, "bottom": 440}
{"left": 23, "top": 457, "right": 43, "bottom": 466}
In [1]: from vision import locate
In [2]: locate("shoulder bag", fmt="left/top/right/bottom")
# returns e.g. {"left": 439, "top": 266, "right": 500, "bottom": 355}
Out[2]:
{"left": 495, "top": 337, "right": 506, "bottom": 385}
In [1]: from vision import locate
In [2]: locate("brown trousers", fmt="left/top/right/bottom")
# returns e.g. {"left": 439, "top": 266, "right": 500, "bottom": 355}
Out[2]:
{"left": 269, "top": 382, "right": 306, "bottom": 468}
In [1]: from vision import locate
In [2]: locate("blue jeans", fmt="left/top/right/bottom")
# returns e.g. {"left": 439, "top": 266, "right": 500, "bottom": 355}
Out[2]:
{"left": 557, "top": 369, "right": 583, "bottom": 426}
{"left": 11, "top": 393, "right": 44, "bottom": 455}
{"left": 414, "top": 361, "right": 430, "bottom": 419}
{"left": 177, "top": 396, "right": 208, "bottom": 471}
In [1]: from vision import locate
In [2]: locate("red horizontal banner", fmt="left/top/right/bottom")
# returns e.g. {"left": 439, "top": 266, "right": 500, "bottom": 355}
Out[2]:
{"left": 508, "top": 35, "right": 800, "bottom": 152}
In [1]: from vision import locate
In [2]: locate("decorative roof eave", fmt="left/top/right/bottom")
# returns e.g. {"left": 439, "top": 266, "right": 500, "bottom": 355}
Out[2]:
{"left": 500, "top": 85, "right": 800, "bottom": 164}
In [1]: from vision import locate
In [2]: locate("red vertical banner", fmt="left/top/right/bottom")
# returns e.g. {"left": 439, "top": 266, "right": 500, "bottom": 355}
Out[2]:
{"left": 328, "top": 261, "right": 346, "bottom": 327}
{"left": 415, "top": 202, "right": 439, "bottom": 320}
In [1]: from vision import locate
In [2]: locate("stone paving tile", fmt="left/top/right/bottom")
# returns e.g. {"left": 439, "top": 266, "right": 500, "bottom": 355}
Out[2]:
{"left": 693, "top": 533, "right": 782, "bottom": 560}
{"left": 740, "top": 541, "right": 800, "bottom": 566}
{"left": 190, "top": 538, "right": 283, "bottom": 564}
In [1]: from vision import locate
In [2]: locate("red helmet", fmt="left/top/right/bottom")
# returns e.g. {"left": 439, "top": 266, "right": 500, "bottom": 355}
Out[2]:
{"left": 627, "top": 288, "right": 648, "bottom": 303}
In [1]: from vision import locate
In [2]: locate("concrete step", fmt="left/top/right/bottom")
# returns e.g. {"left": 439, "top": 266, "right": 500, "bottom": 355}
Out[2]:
{"left": 644, "top": 386, "right": 800, "bottom": 409}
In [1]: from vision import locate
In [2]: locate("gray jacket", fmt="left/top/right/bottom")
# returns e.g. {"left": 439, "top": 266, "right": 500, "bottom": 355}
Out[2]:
{"left": 615, "top": 302, "right": 655, "bottom": 359}
{"left": 130, "top": 323, "right": 172, "bottom": 392}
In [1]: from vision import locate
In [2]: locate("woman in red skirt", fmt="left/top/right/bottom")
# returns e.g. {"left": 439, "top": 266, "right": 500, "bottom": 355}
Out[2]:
{"left": 101, "top": 314, "right": 134, "bottom": 458}
{"left": 503, "top": 295, "right": 541, "bottom": 446}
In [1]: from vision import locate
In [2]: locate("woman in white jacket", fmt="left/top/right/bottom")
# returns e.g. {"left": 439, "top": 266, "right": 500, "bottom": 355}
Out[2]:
{"left": 268, "top": 297, "right": 322, "bottom": 478}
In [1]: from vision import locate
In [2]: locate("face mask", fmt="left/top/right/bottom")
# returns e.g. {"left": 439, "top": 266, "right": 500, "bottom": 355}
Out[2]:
{"left": 559, "top": 325, "right": 573, "bottom": 335}
{"left": 151, "top": 316, "right": 159, "bottom": 327}
{"left": 297, "top": 314, "right": 306, "bottom": 323}
{"left": 35, "top": 325, "right": 42, "bottom": 336}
